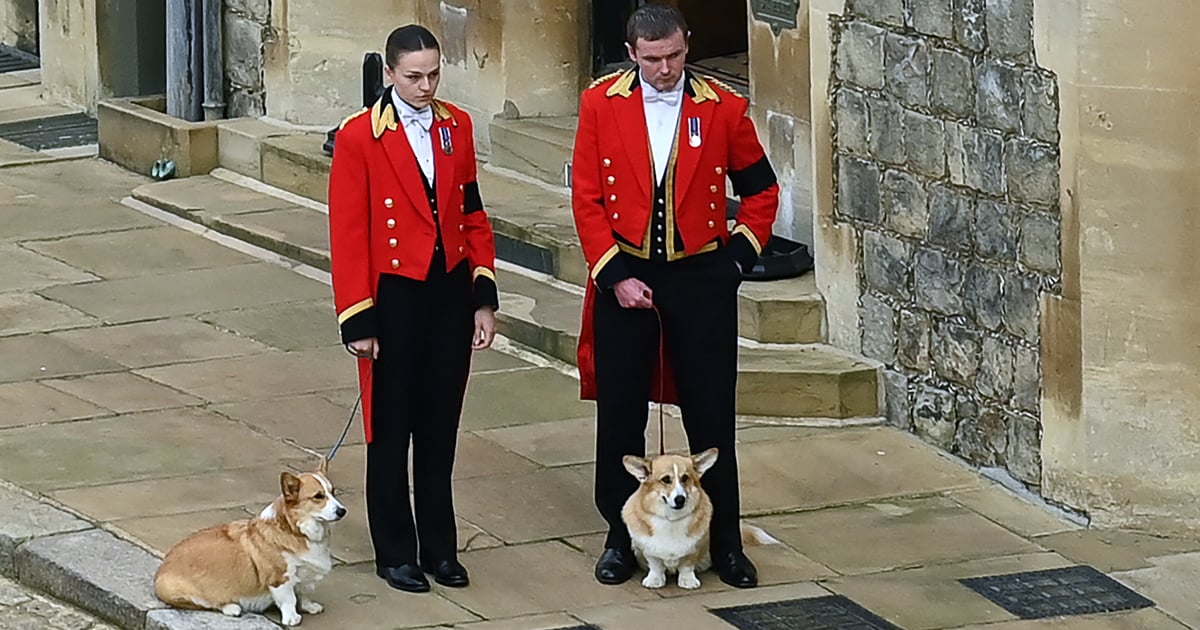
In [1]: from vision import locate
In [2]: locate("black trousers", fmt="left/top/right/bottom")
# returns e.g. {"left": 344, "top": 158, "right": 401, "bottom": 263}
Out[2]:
{"left": 366, "top": 255, "right": 474, "bottom": 567}
{"left": 593, "top": 248, "right": 743, "bottom": 554}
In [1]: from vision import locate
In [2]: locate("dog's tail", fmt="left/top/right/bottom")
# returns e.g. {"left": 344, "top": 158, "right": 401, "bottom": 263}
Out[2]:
{"left": 740, "top": 523, "right": 781, "bottom": 546}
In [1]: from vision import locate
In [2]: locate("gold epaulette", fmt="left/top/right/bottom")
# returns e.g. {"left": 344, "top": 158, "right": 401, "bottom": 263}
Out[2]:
{"left": 704, "top": 75, "right": 746, "bottom": 100}
{"left": 432, "top": 99, "right": 459, "bottom": 126}
{"left": 338, "top": 107, "right": 369, "bottom": 130}
{"left": 588, "top": 70, "right": 622, "bottom": 91}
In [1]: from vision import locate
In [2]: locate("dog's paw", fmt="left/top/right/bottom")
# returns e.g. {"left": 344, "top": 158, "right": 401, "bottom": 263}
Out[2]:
{"left": 299, "top": 600, "right": 324, "bottom": 614}
{"left": 677, "top": 573, "right": 701, "bottom": 590}
{"left": 641, "top": 573, "right": 666, "bottom": 589}
{"left": 220, "top": 604, "right": 242, "bottom": 617}
{"left": 281, "top": 612, "right": 303, "bottom": 626}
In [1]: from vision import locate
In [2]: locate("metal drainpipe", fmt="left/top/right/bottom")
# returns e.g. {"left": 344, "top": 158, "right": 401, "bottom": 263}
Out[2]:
{"left": 166, "top": 0, "right": 197, "bottom": 120}
{"left": 201, "top": 0, "right": 225, "bottom": 120}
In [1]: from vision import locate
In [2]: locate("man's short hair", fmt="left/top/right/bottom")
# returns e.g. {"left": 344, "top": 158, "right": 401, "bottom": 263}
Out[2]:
{"left": 625, "top": 3, "right": 689, "bottom": 46}
{"left": 385, "top": 24, "right": 440, "bottom": 68}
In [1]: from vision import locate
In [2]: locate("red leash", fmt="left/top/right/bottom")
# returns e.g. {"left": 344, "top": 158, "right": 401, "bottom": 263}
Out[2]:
{"left": 651, "top": 304, "right": 666, "bottom": 456}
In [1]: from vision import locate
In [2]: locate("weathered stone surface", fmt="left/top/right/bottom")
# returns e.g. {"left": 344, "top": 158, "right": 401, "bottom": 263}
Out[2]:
{"left": 956, "top": 407, "right": 1008, "bottom": 467}
{"left": 868, "top": 96, "right": 906, "bottom": 165}
{"left": 837, "top": 21, "right": 886, "bottom": 90}
{"left": 1024, "top": 70, "right": 1060, "bottom": 144}
{"left": 978, "top": 336, "right": 1015, "bottom": 402}
{"left": 1007, "top": 412, "right": 1042, "bottom": 485}
{"left": 913, "top": 383, "right": 956, "bottom": 449}
{"left": 882, "top": 170, "right": 929, "bottom": 238}
{"left": 914, "top": 248, "right": 964, "bottom": 315}
{"left": 910, "top": 0, "right": 954, "bottom": 38}
{"left": 976, "top": 58, "right": 1023, "bottom": 134}
{"left": 904, "top": 110, "right": 946, "bottom": 179}
{"left": 933, "top": 320, "right": 981, "bottom": 385}
{"left": 1013, "top": 344, "right": 1041, "bottom": 413}
{"left": 145, "top": 609, "right": 280, "bottom": 629}
{"left": 860, "top": 293, "right": 897, "bottom": 363}
{"left": 0, "top": 574, "right": 117, "bottom": 630}
{"left": 985, "top": 0, "right": 1034, "bottom": 60}
{"left": 0, "top": 485, "right": 91, "bottom": 576}
{"left": 223, "top": 13, "right": 264, "bottom": 90}
{"left": 883, "top": 370, "right": 911, "bottom": 429}
{"left": 898, "top": 309, "right": 932, "bottom": 372}
{"left": 838, "top": 156, "right": 881, "bottom": 223}
{"left": 955, "top": 0, "right": 987, "bottom": 52}
{"left": 965, "top": 263, "right": 1004, "bottom": 331}
{"left": 14, "top": 530, "right": 165, "bottom": 629}
{"left": 948, "top": 123, "right": 1005, "bottom": 196}
{"left": 1019, "top": 212, "right": 1061, "bottom": 274}
{"left": 975, "top": 199, "right": 1019, "bottom": 262}
{"left": 848, "top": 0, "right": 904, "bottom": 25}
{"left": 226, "top": 0, "right": 269, "bottom": 23}
{"left": 836, "top": 88, "right": 870, "bottom": 156}
{"left": 1005, "top": 139, "right": 1059, "bottom": 205}
{"left": 931, "top": 48, "right": 974, "bottom": 118}
{"left": 927, "top": 183, "right": 974, "bottom": 252}
{"left": 227, "top": 89, "right": 266, "bottom": 119}
{"left": 863, "top": 230, "right": 912, "bottom": 299}
{"left": 1002, "top": 273, "right": 1040, "bottom": 342}
{"left": 885, "top": 33, "right": 930, "bottom": 109}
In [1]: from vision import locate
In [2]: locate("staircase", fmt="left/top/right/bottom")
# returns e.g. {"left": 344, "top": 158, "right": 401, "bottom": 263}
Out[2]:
{"left": 124, "top": 117, "right": 881, "bottom": 421}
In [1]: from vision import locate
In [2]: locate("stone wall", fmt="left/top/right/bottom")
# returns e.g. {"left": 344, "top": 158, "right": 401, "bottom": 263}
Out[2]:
{"left": 225, "top": 0, "right": 269, "bottom": 117}
{"left": 0, "top": 0, "right": 38, "bottom": 54}
{"left": 830, "top": 0, "right": 1060, "bottom": 486}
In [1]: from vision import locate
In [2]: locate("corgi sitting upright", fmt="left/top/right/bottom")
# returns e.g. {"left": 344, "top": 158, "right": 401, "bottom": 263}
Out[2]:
{"left": 154, "top": 462, "right": 346, "bottom": 626}
{"left": 621, "top": 448, "right": 778, "bottom": 590}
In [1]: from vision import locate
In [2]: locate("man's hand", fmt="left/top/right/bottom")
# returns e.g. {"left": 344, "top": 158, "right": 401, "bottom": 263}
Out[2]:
{"left": 473, "top": 307, "right": 497, "bottom": 350}
{"left": 347, "top": 337, "right": 379, "bottom": 360}
{"left": 614, "top": 277, "right": 654, "bottom": 309}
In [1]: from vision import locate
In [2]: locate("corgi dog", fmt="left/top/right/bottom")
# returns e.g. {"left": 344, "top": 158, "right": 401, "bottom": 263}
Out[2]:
{"left": 154, "top": 462, "right": 346, "bottom": 626}
{"left": 621, "top": 448, "right": 778, "bottom": 589}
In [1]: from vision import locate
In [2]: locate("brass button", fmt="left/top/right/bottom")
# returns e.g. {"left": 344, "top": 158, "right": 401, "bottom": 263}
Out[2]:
{"left": 710, "top": 185, "right": 718, "bottom": 193}
{"left": 384, "top": 198, "right": 394, "bottom": 208}
{"left": 609, "top": 194, "right": 617, "bottom": 202}
{"left": 458, "top": 245, "right": 465, "bottom": 254}
{"left": 607, "top": 176, "right": 616, "bottom": 185}
{"left": 603, "top": 158, "right": 612, "bottom": 167}
{"left": 386, "top": 218, "right": 396, "bottom": 228}
{"left": 612, "top": 212, "right": 619, "bottom": 220}
{"left": 707, "top": 220, "right": 715, "bottom": 228}
{"left": 459, "top": 184, "right": 464, "bottom": 191}
{"left": 710, "top": 202, "right": 718, "bottom": 210}
{"left": 715, "top": 167, "right": 724, "bottom": 175}
{"left": 460, "top": 204, "right": 465, "bottom": 212}
{"left": 389, "top": 238, "right": 398, "bottom": 247}
{"left": 390, "top": 259, "right": 400, "bottom": 269}
{"left": 458, "top": 224, "right": 465, "bottom": 232}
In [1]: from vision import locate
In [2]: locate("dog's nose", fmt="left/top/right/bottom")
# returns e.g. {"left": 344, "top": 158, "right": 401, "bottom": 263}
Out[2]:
{"left": 672, "top": 495, "right": 686, "bottom": 509}
{"left": 335, "top": 506, "right": 347, "bottom": 519}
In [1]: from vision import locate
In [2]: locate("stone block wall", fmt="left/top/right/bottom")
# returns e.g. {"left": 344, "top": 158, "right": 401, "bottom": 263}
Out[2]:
{"left": 224, "top": 0, "right": 269, "bottom": 117}
{"left": 830, "top": 0, "right": 1060, "bottom": 486}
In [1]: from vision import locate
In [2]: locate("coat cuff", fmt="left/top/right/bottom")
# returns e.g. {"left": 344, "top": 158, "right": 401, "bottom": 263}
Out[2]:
{"left": 473, "top": 267, "right": 500, "bottom": 311}
{"left": 339, "top": 305, "right": 379, "bottom": 344}
{"left": 728, "top": 230, "right": 761, "bottom": 274}
{"left": 594, "top": 251, "right": 635, "bottom": 290}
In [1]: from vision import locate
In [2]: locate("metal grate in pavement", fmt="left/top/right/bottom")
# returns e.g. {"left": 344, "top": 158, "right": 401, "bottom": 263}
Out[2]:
{"left": 496, "top": 232, "right": 555, "bottom": 276}
{"left": 711, "top": 595, "right": 901, "bottom": 630}
{"left": 0, "top": 113, "right": 97, "bottom": 150}
{"left": 552, "top": 626, "right": 601, "bottom": 630}
{"left": 960, "top": 565, "right": 1155, "bottom": 620}
{"left": 0, "top": 44, "right": 38, "bottom": 73}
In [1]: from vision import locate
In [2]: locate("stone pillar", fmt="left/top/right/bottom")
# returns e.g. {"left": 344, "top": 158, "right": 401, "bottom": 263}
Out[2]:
{"left": 1, "top": 0, "right": 39, "bottom": 54}
{"left": 38, "top": 0, "right": 102, "bottom": 110}
{"left": 1038, "top": 0, "right": 1200, "bottom": 534}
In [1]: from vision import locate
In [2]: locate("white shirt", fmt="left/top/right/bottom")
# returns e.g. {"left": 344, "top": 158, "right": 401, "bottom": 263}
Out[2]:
{"left": 640, "top": 73, "right": 686, "bottom": 184}
{"left": 392, "top": 91, "right": 435, "bottom": 182}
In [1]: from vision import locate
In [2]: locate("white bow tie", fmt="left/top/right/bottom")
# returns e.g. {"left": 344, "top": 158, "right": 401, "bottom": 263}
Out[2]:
{"left": 643, "top": 86, "right": 682, "bottom": 106}
{"left": 401, "top": 107, "right": 433, "bottom": 130}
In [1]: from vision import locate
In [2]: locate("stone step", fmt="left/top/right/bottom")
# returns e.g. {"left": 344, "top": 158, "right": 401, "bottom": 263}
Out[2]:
{"left": 488, "top": 116, "right": 576, "bottom": 187}
{"left": 129, "top": 175, "right": 877, "bottom": 419}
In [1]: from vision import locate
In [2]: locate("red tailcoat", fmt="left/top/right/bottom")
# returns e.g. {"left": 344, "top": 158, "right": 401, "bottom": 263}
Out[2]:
{"left": 571, "top": 69, "right": 781, "bottom": 401}
{"left": 328, "top": 95, "right": 497, "bottom": 442}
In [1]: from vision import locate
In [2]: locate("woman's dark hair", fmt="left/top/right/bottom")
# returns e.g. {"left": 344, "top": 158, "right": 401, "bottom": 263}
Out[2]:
{"left": 625, "top": 3, "right": 688, "bottom": 45}
{"left": 385, "top": 25, "right": 440, "bottom": 68}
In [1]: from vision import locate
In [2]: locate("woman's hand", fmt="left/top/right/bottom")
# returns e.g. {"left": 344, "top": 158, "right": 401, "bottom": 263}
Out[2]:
{"left": 346, "top": 337, "right": 379, "bottom": 360}
{"left": 473, "top": 307, "right": 497, "bottom": 350}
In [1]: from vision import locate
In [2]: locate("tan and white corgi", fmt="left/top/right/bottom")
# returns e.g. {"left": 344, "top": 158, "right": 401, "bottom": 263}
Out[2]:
{"left": 621, "top": 448, "right": 778, "bottom": 590}
{"left": 154, "top": 463, "right": 346, "bottom": 626}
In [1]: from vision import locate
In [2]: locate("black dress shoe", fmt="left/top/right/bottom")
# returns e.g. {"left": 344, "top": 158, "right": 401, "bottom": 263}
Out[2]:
{"left": 421, "top": 558, "right": 469, "bottom": 587}
{"left": 594, "top": 547, "right": 636, "bottom": 585}
{"left": 712, "top": 549, "right": 758, "bottom": 588}
{"left": 376, "top": 564, "right": 430, "bottom": 593}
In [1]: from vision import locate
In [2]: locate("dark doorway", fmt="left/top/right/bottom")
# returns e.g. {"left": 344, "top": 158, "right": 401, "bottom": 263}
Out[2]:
{"left": 592, "top": 0, "right": 749, "bottom": 92}
{"left": 97, "top": 0, "right": 166, "bottom": 97}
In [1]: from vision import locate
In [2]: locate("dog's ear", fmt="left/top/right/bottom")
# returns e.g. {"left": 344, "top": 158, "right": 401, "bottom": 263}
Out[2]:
{"left": 692, "top": 448, "right": 719, "bottom": 476}
{"left": 317, "top": 456, "right": 329, "bottom": 476}
{"left": 280, "top": 472, "right": 302, "bottom": 501}
{"left": 623, "top": 455, "right": 651, "bottom": 482}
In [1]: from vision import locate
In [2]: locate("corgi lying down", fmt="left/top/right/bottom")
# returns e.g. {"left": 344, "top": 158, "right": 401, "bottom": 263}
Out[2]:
{"left": 622, "top": 448, "right": 778, "bottom": 589}
{"left": 154, "top": 465, "right": 346, "bottom": 626}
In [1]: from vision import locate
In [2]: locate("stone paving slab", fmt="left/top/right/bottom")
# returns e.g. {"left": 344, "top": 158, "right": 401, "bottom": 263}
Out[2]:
{"left": 0, "top": 292, "right": 99, "bottom": 337}
{"left": 197, "top": 299, "right": 342, "bottom": 351}
{"left": 0, "top": 200, "right": 156, "bottom": 242}
{"left": 14, "top": 529, "right": 165, "bottom": 629}
{"left": 460, "top": 367, "right": 595, "bottom": 431}
{"left": 22, "top": 226, "right": 260, "bottom": 280}
{"left": 0, "top": 381, "right": 110, "bottom": 429}
{"left": 948, "top": 485, "right": 1082, "bottom": 537}
{"left": 571, "top": 581, "right": 833, "bottom": 630}
{"left": 42, "top": 372, "right": 204, "bottom": 415}
{"left": 145, "top": 608, "right": 281, "bottom": 630}
{"left": 1033, "top": 528, "right": 1200, "bottom": 573}
{"left": 112, "top": 507, "right": 256, "bottom": 559}
{"left": 0, "top": 243, "right": 99, "bottom": 292}
{"left": 135, "top": 346, "right": 356, "bottom": 404}
{"left": 0, "top": 334, "right": 124, "bottom": 383}
{"left": 453, "top": 465, "right": 603, "bottom": 544}
{"left": 951, "top": 608, "right": 1191, "bottom": 628}
{"left": 211, "top": 207, "right": 332, "bottom": 272}
{"left": 0, "top": 483, "right": 91, "bottom": 576}
{"left": 212, "top": 393, "right": 367, "bottom": 452}
{"left": 51, "top": 318, "right": 273, "bottom": 370}
{"left": 1113, "top": 552, "right": 1200, "bottom": 628}
{"left": 0, "top": 573, "right": 119, "bottom": 630}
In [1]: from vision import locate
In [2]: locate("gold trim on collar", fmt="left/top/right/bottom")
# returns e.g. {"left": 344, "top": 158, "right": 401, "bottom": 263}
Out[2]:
{"left": 432, "top": 100, "right": 458, "bottom": 126}
{"left": 338, "top": 298, "right": 375, "bottom": 324}
{"left": 689, "top": 76, "right": 721, "bottom": 104}
{"left": 704, "top": 75, "right": 744, "bottom": 100}
{"left": 605, "top": 69, "right": 638, "bottom": 98}
{"left": 371, "top": 99, "right": 398, "bottom": 139}
{"left": 589, "top": 70, "right": 622, "bottom": 90}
